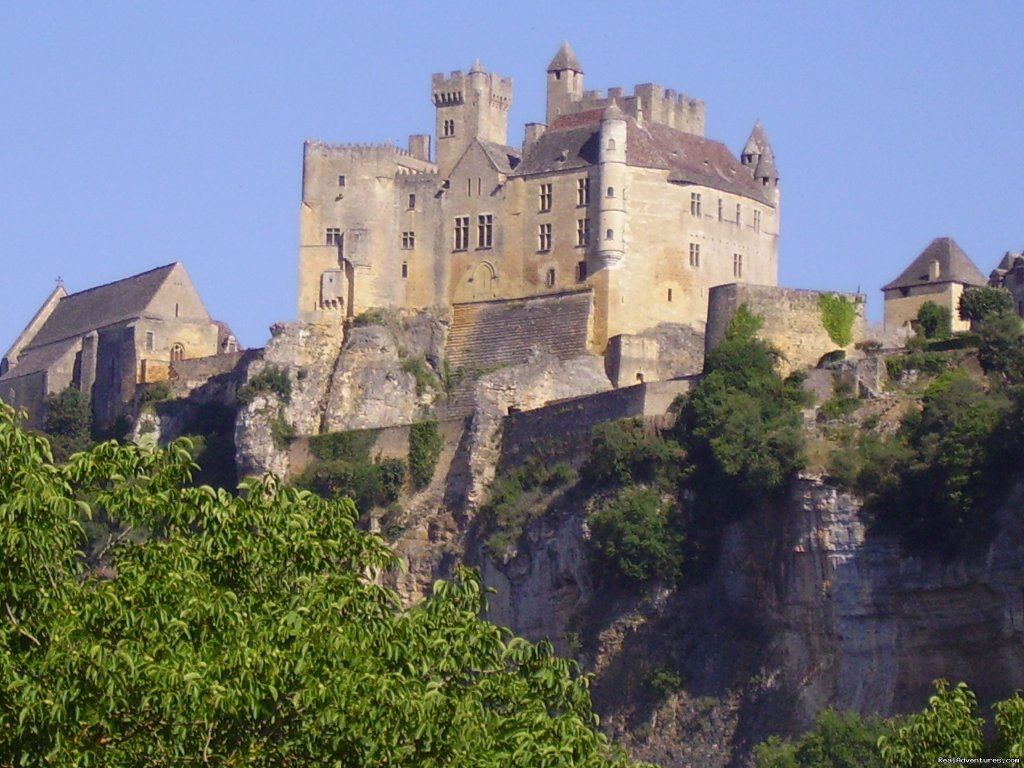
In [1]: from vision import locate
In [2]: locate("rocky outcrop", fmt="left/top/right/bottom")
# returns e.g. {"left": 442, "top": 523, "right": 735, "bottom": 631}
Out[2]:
{"left": 475, "top": 476, "right": 1024, "bottom": 767}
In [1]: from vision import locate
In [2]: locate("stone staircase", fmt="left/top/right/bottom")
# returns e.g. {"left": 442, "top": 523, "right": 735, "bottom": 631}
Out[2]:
{"left": 442, "top": 290, "right": 593, "bottom": 416}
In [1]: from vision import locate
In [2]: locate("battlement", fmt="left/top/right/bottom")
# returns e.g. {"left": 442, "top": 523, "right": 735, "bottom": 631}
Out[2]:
{"left": 431, "top": 68, "right": 513, "bottom": 109}
{"left": 564, "top": 82, "right": 705, "bottom": 135}
{"left": 303, "top": 139, "right": 435, "bottom": 170}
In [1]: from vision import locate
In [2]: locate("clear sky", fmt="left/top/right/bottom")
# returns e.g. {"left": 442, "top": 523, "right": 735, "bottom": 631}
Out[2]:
{"left": 2, "top": 1, "right": 1022, "bottom": 350}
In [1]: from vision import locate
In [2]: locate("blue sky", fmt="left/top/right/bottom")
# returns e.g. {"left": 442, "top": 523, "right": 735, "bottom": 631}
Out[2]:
{"left": 2, "top": 1, "right": 1022, "bottom": 349}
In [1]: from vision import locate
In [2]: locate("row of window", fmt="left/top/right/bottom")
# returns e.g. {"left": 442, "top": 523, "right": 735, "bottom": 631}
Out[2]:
{"left": 690, "top": 193, "right": 763, "bottom": 231}
{"left": 686, "top": 242, "right": 744, "bottom": 277}
{"left": 535, "top": 178, "right": 592, "bottom": 212}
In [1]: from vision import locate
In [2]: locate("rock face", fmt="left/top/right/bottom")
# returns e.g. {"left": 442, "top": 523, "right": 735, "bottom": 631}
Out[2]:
{"left": 477, "top": 477, "right": 1024, "bottom": 767}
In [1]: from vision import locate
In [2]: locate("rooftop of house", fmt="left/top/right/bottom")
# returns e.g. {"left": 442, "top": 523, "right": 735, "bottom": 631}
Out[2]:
{"left": 883, "top": 237, "right": 988, "bottom": 291}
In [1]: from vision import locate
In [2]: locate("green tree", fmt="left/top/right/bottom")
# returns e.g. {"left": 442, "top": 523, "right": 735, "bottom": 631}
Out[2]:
{"left": 42, "top": 385, "right": 92, "bottom": 460}
{"left": 0, "top": 402, "right": 645, "bottom": 767}
{"left": 958, "top": 286, "right": 1015, "bottom": 326}
{"left": 588, "top": 486, "right": 683, "bottom": 584}
{"left": 878, "top": 680, "right": 984, "bottom": 767}
{"left": 754, "top": 709, "right": 885, "bottom": 768}
{"left": 915, "top": 301, "right": 951, "bottom": 340}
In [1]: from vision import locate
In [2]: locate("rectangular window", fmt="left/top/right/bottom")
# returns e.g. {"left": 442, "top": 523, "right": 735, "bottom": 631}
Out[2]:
{"left": 733, "top": 253, "right": 743, "bottom": 278}
{"left": 453, "top": 216, "right": 469, "bottom": 250}
{"left": 539, "top": 183, "right": 553, "bottom": 212}
{"left": 577, "top": 177, "right": 590, "bottom": 206}
{"left": 408, "top": 194, "right": 416, "bottom": 209}
{"left": 545, "top": 267, "right": 556, "bottom": 287}
{"left": 576, "top": 260, "right": 587, "bottom": 282}
{"left": 145, "top": 331, "right": 155, "bottom": 353}
{"left": 337, "top": 175, "right": 346, "bottom": 187}
{"left": 442, "top": 119, "right": 455, "bottom": 137}
{"left": 689, "top": 242, "right": 700, "bottom": 268}
{"left": 690, "top": 192, "right": 702, "bottom": 217}
{"left": 718, "top": 198, "right": 723, "bottom": 222}
{"left": 477, "top": 214, "right": 493, "bottom": 248}
{"left": 326, "top": 227, "right": 342, "bottom": 246}
{"left": 576, "top": 218, "right": 590, "bottom": 247}
{"left": 401, "top": 262, "right": 408, "bottom": 278}
{"left": 736, "top": 203, "right": 742, "bottom": 227}
{"left": 753, "top": 209, "right": 761, "bottom": 232}
{"left": 667, "top": 288, "right": 673, "bottom": 302}
{"left": 402, "top": 231, "right": 415, "bottom": 250}
{"left": 537, "top": 223, "right": 552, "bottom": 251}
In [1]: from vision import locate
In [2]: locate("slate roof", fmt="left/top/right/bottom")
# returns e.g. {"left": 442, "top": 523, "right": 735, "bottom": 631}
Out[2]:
{"left": 882, "top": 238, "right": 988, "bottom": 291}
{"left": 478, "top": 140, "right": 522, "bottom": 174}
{"left": 547, "top": 41, "right": 583, "bottom": 73}
{"left": 514, "top": 111, "right": 773, "bottom": 204}
{"left": 0, "top": 338, "right": 79, "bottom": 380}
{"left": 26, "top": 263, "right": 177, "bottom": 349}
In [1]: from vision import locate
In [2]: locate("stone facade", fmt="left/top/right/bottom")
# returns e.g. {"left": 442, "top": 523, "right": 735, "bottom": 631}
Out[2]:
{"left": 0, "top": 263, "right": 237, "bottom": 430}
{"left": 296, "top": 42, "right": 779, "bottom": 354}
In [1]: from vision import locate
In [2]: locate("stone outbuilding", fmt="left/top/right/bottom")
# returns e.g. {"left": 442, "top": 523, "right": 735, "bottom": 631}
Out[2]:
{"left": 0, "top": 262, "right": 237, "bottom": 430}
{"left": 882, "top": 237, "right": 987, "bottom": 333}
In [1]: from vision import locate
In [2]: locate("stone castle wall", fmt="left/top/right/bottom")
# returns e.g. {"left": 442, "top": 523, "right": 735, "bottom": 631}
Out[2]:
{"left": 706, "top": 284, "right": 867, "bottom": 374}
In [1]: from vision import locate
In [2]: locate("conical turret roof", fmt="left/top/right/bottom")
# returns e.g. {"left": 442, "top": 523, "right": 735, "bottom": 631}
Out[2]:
{"left": 547, "top": 41, "right": 583, "bottom": 74}
{"left": 754, "top": 145, "right": 778, "bottom": 181}
{"left": 469, "top": 58, "right": 485, "bottom": 75}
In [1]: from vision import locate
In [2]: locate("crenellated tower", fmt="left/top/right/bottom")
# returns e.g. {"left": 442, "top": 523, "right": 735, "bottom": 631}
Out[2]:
{"left": 432, "top": 59, "right": 513, "bottom": 177}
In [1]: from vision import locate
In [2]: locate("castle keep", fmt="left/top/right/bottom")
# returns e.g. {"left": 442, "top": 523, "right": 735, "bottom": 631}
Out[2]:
{"left": 297, "top": 42, "right": 780, "bottom": 351}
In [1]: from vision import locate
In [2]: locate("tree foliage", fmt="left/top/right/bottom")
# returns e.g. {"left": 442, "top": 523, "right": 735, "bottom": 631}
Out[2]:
{"left": 43, "top": 386, "right": 93, "bottom": 460}
{"left": 0, "top": 403, "right": 643, "bottom": 766}
{"left": 915, "top": 301, "right": 951, "bottom": 340}
{"left": 878, "top": 680, "right": 985, "bottom": 767}
{"left": 754, "top": 709, "right": 886, "bottom": 768}
{"left": 958, "top": 286, "right": 1015, "bottom": 325}
{"left": 588, "top": 487, "right": 683, "bottom": 584}
{"left": 409, "top": 419, "right": 443, "bottom": 489}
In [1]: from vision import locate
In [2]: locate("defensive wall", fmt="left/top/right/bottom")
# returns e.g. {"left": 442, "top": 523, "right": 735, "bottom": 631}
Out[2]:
{"left": 496, "top": 378, "right": 694, "bottom": 473}
{"left": 705, "top": 283, "right": 867, "bottom": 374}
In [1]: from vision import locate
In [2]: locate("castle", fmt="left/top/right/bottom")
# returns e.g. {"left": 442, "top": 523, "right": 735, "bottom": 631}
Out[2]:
{"left": 297, "top": 42, "right": 780, "bottom": 352}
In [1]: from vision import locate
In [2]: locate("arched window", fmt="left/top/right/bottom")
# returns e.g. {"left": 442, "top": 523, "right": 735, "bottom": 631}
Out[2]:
{"left": 605, "top": 228, "right": 614, "bottom": 240}
{"left": 607, "top": 138, "right": 615, "bottom": 150}
{"left": 606, "top": 186, "right": 614, "bottom": 197}
{"left": 170, "top": 343, "right": 185, "bottom": 362}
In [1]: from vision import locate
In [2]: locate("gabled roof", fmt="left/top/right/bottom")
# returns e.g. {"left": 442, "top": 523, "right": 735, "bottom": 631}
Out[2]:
{"left": 478, "top": 140, "right": 522, "bottom": 174}
{"left": 547, "top": 41, "right": 582, "bottom": 74}
{"left": 26, "top": 263, "right": 178, "bottom": 349}
{"left": 882, "top": 237, "right": 988, "bottom": 291}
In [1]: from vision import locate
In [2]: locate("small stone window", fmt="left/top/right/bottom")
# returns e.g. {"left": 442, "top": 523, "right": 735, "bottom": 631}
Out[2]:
{"left": 402, "top": 262, "right": 408, "bottom": 278}
{"left": 667, "top": 288, "right": 673, "bottom": 302}
{"left": 337, "top": 175, "right": 346, "bottom": 187}
{"left": 606, "top": 186, "right": 615, "bottom": 198}
{"left": 605, "top": 228, "right": 614, "bottom": 240}
{"left": 577, "top": 177, "right": 590, "bottom": 206}
{"left": 736, "top": 203, "right": 742, "bottom": 227}
{"left": 170, "top": 343, "right": 185, "bottom": 362}
{"left": 539, "top": 183, "right": 553, "bottom": 212}
{"left": 537, "top": 223, "right": 552, "bottom": 251}
{"left": 718, "top": 198, "right": 723, "bottom": 221}
{"left": 442, "top": 119, "right": 455, "bottom": 137}
{"left": 576, "top": 218, "right": 590, "bottom": 247}
{"left": 145, "top": 331, "right": 155, "bottom": 353}
{"left": 477, "top": 214, "right": 493, "bottom": 249}
{"left": 753, "top": 209, "right": 761, "bottom": 232}
{"left": 607, "top": 138, "right": 616, "bottom": 151}
{"left": 326, "top": 227, "right": 342, "bottom": 246}
{"left": 575, "top": 260, "right": 587, "bottom": 282}
{"left": 402, "top": 231, "right": 415, "bottom": 250}
{"left": 733, "top": 253, "right": 743, "bottom": 278}
{"left": 408, "top": 194, "right": 416, "bottom": 209}
{"left": 453, "top": 216, "right": 470, "bottom": 251}
{"left": 545, "top": 268, "right": 556, "bottom": 287}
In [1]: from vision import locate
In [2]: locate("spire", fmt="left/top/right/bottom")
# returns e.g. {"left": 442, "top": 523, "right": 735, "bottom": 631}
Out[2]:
{"left": 547, "top": 41, "right": 583, "bottom": 74}
{"left": 743, "top": 120, "right": 769, "bottom": 158}
{"left": 469, "top": 58, "right": 485, "bottom": 75}
{"left": 754, "top": 145, "right": 778, "bottom": 184}
{"left": 602, "top": 100, "right": 624, "bottom": 121}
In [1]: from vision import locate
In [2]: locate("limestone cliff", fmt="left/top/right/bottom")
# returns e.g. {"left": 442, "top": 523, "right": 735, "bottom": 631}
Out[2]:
{"left": 474, "top": 477, "right": 1024, "bottom": 767}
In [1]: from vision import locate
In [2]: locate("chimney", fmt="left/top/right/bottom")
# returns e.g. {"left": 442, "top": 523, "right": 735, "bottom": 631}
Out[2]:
{"left": 408, "top": 134, "right": 431, "bottom": 162}
{"left": 929, "top": 259, "right": 941, "bottom": 281}
{"left": 523, "top": 123, "right": 546, "bottom": 156}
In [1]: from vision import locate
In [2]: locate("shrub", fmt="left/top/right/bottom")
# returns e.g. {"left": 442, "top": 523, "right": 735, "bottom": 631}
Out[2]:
{"left": 43, "top": 387, "right": 92, "bottom": 460}
{"left": 958, "top": 286, "right": 1015, "bottom": 325}
{"left": 408, "top": 419, "right": 443, "bottom": 489}
{"left": 481, "top": 460, "right": 578, "bottom": 558}
{"left": 270, "top": 415, "right": 295, "bottom": 450}
{"left": 139, "top": 380, "right": 173, "bottom": 404}
{"left": 353, "top": 307, "right": 399, "bottom": 328}
{"left": 581, "top": 418, "right": 685, "bottom": 489}
{"left": 819, "top": 293, "right": 857, "bottom": 347}
{"left": 309, "top": 430, "right": 378, "bottom": 462}
{"left": 293, "top": 456, "right": 406, "bottom": 511}
{"left": 588, "top": 486, "right": 683, "bottom": 584}
{"left": 401, "top": 356, "right": 438, "bottom": 397}
{"left": 237, "top": 365, "right": 292, "bottom": 405}
{"left": 915, "top": 301, "right": 952, "bottom": 340}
